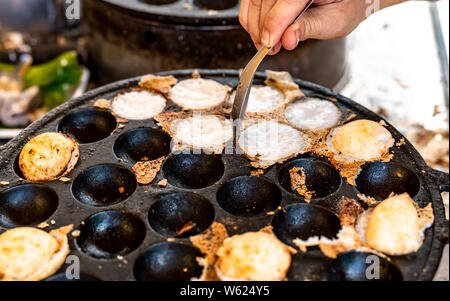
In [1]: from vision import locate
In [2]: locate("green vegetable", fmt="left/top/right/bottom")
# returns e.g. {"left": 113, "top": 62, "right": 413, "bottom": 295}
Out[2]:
{"left": 0, "top": 51, "right": 82, "bottom": 109}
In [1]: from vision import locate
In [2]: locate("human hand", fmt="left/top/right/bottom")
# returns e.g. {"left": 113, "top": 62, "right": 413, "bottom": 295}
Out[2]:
{"left": 239, "top": 0, "right": 407, "bottom": 54}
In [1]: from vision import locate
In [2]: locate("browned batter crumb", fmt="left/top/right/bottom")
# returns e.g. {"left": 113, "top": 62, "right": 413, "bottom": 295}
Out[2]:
{"left": 157, "top": 179, "right": 168, "bottom": 187}
{"left": 289, "top": 167, "right": 306, "bottom": 190}
{"left": 396, "top": 138, "right": 406, "bottom": 146}
{"left": 338, "top": 197, "right": 361, "bottom": 227}
{"left": 0, "top": 181, "right": 10, "bottom": 186}
{"left": 118, "top": 187, "right": 125, "bottom": 194}
{"left": 190, "top": 222, "right": 229, "bottom": 281}
{"left": 250, "top": 169, "right": 264, "bottom": 177}
{"left": 116, "top": 117, "right": 128, "bottom": 124}
{"left": 176, "top": 221, "right": 197, "bottom": 237}
{"left": 357, "top": 193, "right": 379, "bottom": 207}
{"left": 138, "top": 75, "right": 177, "bottom": 95}
{"left": 59, "top": 177, "right": 71, "bottom": 183}
{"left": 132, "top": 157, "right": 165, "bottom": 185}
{"left": 192, "top": 70, "right": 201, "bottom": 79}
{"left": 140, "top": 157, "right": 149, "bottom": 161}
{"left": 71, "top": 230, "right": 81, "bottom": 238}
{"left": 289, "top": 167, "right": 315, "bottom": 201}
{"left": 167, "top": 238, "right": 175, "bottom": 242}
{"left": 296, "top": 186, "right": 314, "bottom": 203}
{"left": 93, "top": 98, "right": 111, "bottom": 110}
{"left": 414, "top": 202, "right": 435, "bottom": 230}
{"left": 37, "top": 222, "right": 49, "bottom": 229}
{"left": 344, "top": 114, "right": 357, "bottom": 123}
{"left": 154, "top": 111, "right": 194, "bottom": 137}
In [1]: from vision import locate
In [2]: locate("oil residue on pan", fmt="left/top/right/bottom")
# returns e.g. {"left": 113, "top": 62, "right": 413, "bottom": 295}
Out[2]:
{"left": 0, "top": 69, "right": 448, "bottom": 281}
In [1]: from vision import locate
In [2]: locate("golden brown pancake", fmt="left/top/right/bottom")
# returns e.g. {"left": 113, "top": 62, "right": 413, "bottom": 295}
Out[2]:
{"left": 0, "top": 225, "right": 72, "bottom": 281}
{"left": 215, "top": 231, "right": 291, "bottom": 281}
{"left": 19, "top": 132, "right": 79, "bottom": 182}
{"left": 364, "top": 193, "right": 426, "bottom": 255}
{"left": 329, "top": 119, "right": 394, "bottom": 162}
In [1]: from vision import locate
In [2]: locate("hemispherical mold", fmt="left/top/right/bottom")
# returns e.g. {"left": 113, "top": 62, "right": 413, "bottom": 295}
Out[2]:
{"left": 216, "top": 176, "right": 282, "bottom": 217}
{"left": 113, "top": 128, "right": 171, "bottom": 164}
{"left": 57, "top": 109, "right": 117, "bottom": 144}
{"left": 355, "top": 161, "right": 421, "bottom": 201}
{"left": 13, "top": 154, "right": 25, "bottom": 179}
{"left": 272, "top": 203, "right": 341, "bottom": 248}
{"left": 45, "top": 273, "right": 100, "bottom": 281}
{"left": 76, "top": 211, "right": 146, "bottom": 259}
{"left": 287, "top": 250, "right": 332, "bottom": 281}
{"left": 72, "top": 164, "right": 137, "bottom": 207}
{"left": 0, "top": 184, "right": 58, "bottom": 228}
{"left": 278, "top": 157, "right": 341, "bottom": 199}
{"left": 327, "top": 251, "right": 403, "bottom": 281}
{"left": 162, "top": 154, "right": 224, "bottom": 189}
{"left": 149, "top": 192, "right": 215, "bottom": 238}
{"left": 194, "top": 0, "right": 239, "bottom": 10}
{"left": 134, "top": 242, "right": 203, "bottom": 281}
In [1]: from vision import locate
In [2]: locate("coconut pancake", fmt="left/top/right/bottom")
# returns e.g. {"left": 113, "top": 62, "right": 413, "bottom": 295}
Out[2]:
{"left": 285, "top": 98, "right": 342, "bottom": 130}
{"left": 215, "top": 231, "right": 291, "bottom": 281}
{"left": 328, "top": 119, "right": 394, "bottom": 162}
{"left": 160, "top": 113, "right": 234, "bottom": 154}
{"left": 168, "top": 78, "right": 231, "bottom": 111}
{"left": 111, "top": 90, "right": 167, "bottom": 120}
{"left": 227, "top": 85, "right": 285, "bottom": 113}
{"left": 0, "top": 225, "right": 72, "bottom": 281}
{"left": 358, "top": 193, "right": 433, "bottom": 256}
{"left": 19, "top": 132, "right": 79, "bottom": 182}
{"left": 238, "top": 120, "right": 308, "bottom": 168}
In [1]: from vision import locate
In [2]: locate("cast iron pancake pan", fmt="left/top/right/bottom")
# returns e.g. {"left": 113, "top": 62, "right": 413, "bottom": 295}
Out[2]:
{"left": 0, "top": 69, "right": 448, "bottom": 281}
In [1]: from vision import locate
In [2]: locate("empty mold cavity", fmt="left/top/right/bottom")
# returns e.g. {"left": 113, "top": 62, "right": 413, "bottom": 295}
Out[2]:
{"left": 148, "top": 192, "right": 215, "bottom": 238}
{"left": 163, "top": 154, "right": 224, "bottom": 189}
{"left": 278, "top": 158, "right": 341, "bottom": 199}
{"left": 216, "top": 176, "right": 282, "bottom": 217}
{"left": 327, "top": 251, "right": 403, "bottom": 281}
{"left": 356, "top": 161, "right": 421, "bottom": 201}
{"left": 134, "top": 242, "right": 203, "bottom": 281}
{"left": 0, "top": 184, "right": 58, "bottom": 228}
{"left": 72, "top": 164, "right": 137, "bottom": 207}
{"left": 194, "top": 0, "right": 239, "bottom": 10}
{"left": 272, "top": 203, "right": 341, "bottom": 248}
{"left": 45, "top": 273, "right": 100, "bottom": 281}
{"left": 76, "top": 210, "right": 146, "bottom": 259}
{"left": 287, "top": 250, "right": 332, "bottom": 281}
{"left": 57, "top": 109, "right": 117, "bottom": 144}
{"left": 113, "top": 128, "right": 171, "bottom": 164}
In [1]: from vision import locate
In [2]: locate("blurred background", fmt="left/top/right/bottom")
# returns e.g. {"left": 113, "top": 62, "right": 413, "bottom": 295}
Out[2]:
{"left": 0, "top": 0, "right": 448, "bottom": 279}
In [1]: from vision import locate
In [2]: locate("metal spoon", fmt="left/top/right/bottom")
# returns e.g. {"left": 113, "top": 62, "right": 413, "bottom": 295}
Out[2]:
{"left": 232, "top": 0, "right": 315, "bottom": 123}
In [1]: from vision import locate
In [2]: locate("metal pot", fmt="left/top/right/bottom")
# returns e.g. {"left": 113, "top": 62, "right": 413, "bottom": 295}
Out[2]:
{"left": 84, "top": 0, "right": 348, "bottom": 89}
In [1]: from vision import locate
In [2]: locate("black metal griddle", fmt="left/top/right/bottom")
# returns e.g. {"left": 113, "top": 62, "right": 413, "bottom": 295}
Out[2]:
{"left": 0, "top": 69, "right": 448, "bottom": 281}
